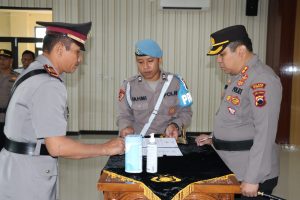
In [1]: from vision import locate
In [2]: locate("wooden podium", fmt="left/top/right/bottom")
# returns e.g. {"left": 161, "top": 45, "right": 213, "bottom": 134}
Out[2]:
{"left": 97, "top": 141, "right": 241, "bottom": 200}
{"left": 98, "top": 171, "right": 240, "bottom": 200}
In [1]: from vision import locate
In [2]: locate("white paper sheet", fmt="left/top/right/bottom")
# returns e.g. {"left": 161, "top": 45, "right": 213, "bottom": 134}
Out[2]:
{"left": 142, "top": 138, "right": 183, "bottom": 157}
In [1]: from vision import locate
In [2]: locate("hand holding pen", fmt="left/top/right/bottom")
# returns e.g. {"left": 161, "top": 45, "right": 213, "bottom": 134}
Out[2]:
{"left": 195, "top": 134, "right": 213, "bottom": 146}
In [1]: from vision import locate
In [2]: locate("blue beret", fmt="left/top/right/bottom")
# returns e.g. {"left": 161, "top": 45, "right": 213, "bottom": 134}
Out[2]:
{"left": 135, "top": 39, "right": 163, "bottom": 58}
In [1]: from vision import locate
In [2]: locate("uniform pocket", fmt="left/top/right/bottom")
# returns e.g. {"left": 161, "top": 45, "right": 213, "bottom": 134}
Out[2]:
{"left": 30, "top": 156, "right": 58, "bottom": 178}
{"left": 131, "top": 101, "right": 148, "bottom": 111}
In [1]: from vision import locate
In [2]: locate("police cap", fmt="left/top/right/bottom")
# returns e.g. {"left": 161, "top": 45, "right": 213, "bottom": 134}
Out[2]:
{"left": 207, "top": 25, "right": 252, "bottom": 56}
{"left": 135, "top": 39, "right": 163, "bottom": 58}
{"left": 0, "top": 49, "right": 12, "bottom": 58}
{"left": 36, "top": 21, "right": 92, "bottom": 51}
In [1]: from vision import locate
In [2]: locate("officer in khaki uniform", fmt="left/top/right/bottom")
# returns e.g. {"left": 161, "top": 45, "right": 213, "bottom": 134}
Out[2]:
{"left": 117, "top": 39, "right": 192, "bottom": 138}
{"left": 0, "top": 49, "right": 17, "bottom": 149}
{"left": 0, "top": 22, "right": 124, "bottom": 200}
{"left": 195, "top": 25, "right": 282, "bottom": 199}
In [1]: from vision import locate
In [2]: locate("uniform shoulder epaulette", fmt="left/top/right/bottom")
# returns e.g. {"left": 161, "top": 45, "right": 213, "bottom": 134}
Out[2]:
{"left": 126, "top": 75, "right": 139, "bottom": 82}
{"left": 43, "top": 64, "right": 62, "bottom": 81}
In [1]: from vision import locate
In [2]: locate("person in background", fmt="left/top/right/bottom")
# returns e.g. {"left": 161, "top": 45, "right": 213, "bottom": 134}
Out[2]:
{"left": 195, "top": 25, "right": 282, "bottom": 200}
{"left": 117, "top": 39, "right": 193, "bottom": 139}
{"left": 0, "top": 21, "right": 124, "bottom": 200}
{"left": 0, "top": 49, "right": 17, "bottom": 150}
{"left": 14, "top": 50, "right": 36, "bottom": 74}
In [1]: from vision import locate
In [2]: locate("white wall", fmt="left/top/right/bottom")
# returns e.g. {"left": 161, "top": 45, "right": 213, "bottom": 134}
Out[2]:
{"left": 0, "top": 0, "right": 269, "bottom": 132}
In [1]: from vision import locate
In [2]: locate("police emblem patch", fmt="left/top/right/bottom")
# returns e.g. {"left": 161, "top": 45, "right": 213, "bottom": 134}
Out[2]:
{"left": 151, "top": 175, "right": 181, "bottom": 182}
{"left": 118, "top": 89, "right": 125, "bottom": 101}
{"left": 253, "top": 91, "right": 266, "bottom": 107}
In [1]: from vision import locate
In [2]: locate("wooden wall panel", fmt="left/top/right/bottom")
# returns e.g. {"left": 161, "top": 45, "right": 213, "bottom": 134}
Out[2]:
{"left": 290, "top": 0, "right": 300, "bottom": 145}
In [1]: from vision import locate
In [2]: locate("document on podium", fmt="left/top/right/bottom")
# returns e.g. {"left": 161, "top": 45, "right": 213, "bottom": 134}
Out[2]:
{"left": 142, "top": 138, "right": 183, "bottom": 157}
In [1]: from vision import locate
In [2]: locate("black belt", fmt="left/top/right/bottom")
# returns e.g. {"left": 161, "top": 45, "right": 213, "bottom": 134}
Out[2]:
{"left": 212, "top": 136, "right": 253, "bottom": 151}
{"left": 4, "top": 136, "right": 50, "bottom": 156}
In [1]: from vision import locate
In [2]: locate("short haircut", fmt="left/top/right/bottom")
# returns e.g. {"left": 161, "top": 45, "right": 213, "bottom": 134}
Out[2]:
{"left": 227, "top": 40, "right": 253, "bottom": 52}
{"left": 42, "top": 32, "right": 74, "bottom": 53}
{"left": 22, "top": 50, "right": 35, "bottom": 59}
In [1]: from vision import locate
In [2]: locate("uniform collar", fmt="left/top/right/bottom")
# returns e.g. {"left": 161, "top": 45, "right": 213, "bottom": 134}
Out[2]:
{"left": 36, "top": 55, "right": 65, "bottom": 80}
{"left": 137, "top": 70, "right": 168, "bottom": 82}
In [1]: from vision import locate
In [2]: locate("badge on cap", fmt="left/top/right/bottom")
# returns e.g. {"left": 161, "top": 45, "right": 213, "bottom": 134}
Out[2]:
{"left": 176, "top": 76, "right": 192, "bottom": 107}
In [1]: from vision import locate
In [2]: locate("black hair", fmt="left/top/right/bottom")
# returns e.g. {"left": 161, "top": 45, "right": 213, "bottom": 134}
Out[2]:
{"left": 227, "top": 40, "right": 253, "bottom": 53}
{"left": 42, "top": 32, "right": 73, "bottom": 53}
{"left": 22, "top": 50, "right": 35, "bottom": 59}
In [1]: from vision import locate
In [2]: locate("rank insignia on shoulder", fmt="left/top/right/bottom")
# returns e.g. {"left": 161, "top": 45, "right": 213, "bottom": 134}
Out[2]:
{"left": 253, "top": 91, "right": 266, "bottom": 107}
{"left": 44, "top": 64, "right": 59, "bottom": 78}
{"left": 251, "top": 83, "right": 266, "bottom": 90}
{"left": 118, "top": 88, "right": 125, "bottom": 101}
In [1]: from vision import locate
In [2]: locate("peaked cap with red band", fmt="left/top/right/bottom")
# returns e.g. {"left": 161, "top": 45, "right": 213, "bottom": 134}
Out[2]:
{"left": 36, "top": 21, "right": 92, "bottom": 51}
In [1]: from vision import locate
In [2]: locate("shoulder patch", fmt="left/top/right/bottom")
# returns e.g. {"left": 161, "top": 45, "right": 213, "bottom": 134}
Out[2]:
{"left": 253, "top": 90, "right": 266, "bottom": 107}
{"left": 118, "top": 88, "right": 125, "bottom": 101}
{"left": 251, "top": 83, "right": 266, "bottom": 90}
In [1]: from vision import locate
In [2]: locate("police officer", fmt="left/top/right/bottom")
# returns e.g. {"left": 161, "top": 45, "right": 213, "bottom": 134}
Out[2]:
{"left": 14, "top": 50, "right": 36, "bottom": 74}
{"left": 117, "top": 39, "right": 192, "bottom": 139}
{"left": 195, "top": 25, "right": 282, "bottom": 199}
{"left": 0, "top": 49, "right": 17, "bottom": 150}
{"left": 0, "top": 21, "right": 124, "bottom": 200}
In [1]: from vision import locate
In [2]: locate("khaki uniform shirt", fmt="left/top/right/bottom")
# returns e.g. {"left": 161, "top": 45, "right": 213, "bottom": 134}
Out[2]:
{"left": 117, "top": 71, "right": 192, "bottom": 136}
{"left": 213, "top": 55, "right": 282, "bottom": 184}
{"left": 0, "top": 55, "right": 67, "bottom": 200}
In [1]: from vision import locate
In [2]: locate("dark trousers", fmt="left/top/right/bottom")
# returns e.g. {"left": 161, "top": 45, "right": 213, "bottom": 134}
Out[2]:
{"left": 0, "top": 122, "right": 5, "bottom": 150}
{"left": 235, "top": 177, "right": 278, "bottom": 200}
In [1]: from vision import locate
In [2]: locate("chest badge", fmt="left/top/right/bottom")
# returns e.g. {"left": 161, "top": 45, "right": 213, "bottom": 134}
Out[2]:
{"left": 168, "top": 106, "right": 176, "bottom": 116}
{"left": 228, "top": 107, "right": 236, "bottom": 115}
{"left": 226, "top": 95, "right": 240, "bottom": 106}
